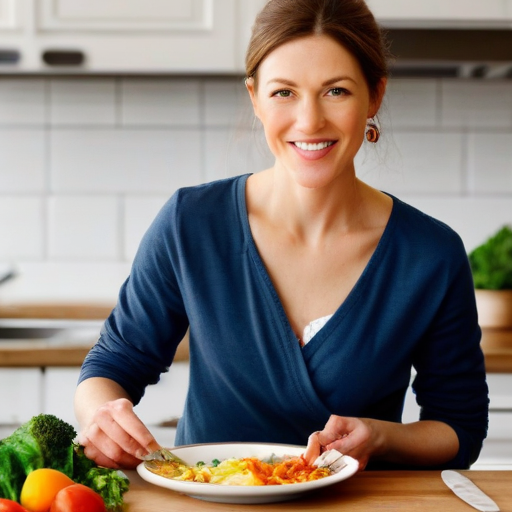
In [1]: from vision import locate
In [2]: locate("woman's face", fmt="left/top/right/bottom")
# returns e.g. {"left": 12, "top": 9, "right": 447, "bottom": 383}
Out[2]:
{"left": 247, "top": 34, "right": 385, "bottom": 190}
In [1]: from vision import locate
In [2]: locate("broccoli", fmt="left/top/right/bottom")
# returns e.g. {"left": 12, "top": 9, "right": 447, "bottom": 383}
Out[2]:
{"left": 0, "top": 414, "right": 76, "bottom": 501}
{"left": 0, "top": 414, "right": 129, "bottom": 511}
{"left": 72, "top": 445, "right": 129, "bottom": 512}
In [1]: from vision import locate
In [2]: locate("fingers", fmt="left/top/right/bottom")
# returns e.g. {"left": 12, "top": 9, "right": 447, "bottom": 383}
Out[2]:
{"left": 79, "top": 398, "right": 158, "bottom": 468}
{"left": 307, "top": 415, "right": 373, "bottom": 472}
{"left": 304, "top": 431, "right": 322, "bottom": 464}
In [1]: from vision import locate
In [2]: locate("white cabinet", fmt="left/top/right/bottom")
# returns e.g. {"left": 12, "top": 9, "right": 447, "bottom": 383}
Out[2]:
{"left": 367, "top": 0, "right": 512, "bottom": 28}
{"left": 0, "top": 0, "right": 239, "bottom": 73}
{"left": 0, "top": 368, "right": 43, "bottom": 425}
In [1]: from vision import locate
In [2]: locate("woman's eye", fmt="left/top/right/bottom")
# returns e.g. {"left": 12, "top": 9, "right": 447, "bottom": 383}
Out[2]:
{"left": 328, "top": 87, "right": 347, "bottom": 97}
{"left": 273, "top": 89, "right": 292, "bottom": 98}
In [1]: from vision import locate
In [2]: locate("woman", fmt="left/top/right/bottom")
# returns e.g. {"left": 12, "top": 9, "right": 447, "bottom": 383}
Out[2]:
{"left": 75, "top": 0, "right": 489, "bottom": 471}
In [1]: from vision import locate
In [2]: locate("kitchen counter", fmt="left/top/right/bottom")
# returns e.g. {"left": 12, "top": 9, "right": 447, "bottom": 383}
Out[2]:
{"left": 0, "top": 263, "right": 511, "bottom": 371}
{"left": 124, "top": 469, "right": 512, "bottom": 511}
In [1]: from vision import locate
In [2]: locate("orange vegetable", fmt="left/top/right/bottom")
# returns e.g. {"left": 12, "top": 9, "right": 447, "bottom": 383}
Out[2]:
{"left": 20, "top": 469, "right": 74, "bottom": 512}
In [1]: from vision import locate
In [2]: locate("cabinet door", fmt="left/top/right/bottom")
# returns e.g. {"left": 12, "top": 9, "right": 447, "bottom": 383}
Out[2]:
{"left": 0, "top": 0, "right": 24, "bottom": 67}
{"left": 3, "top": 0, "right": 237, "bottom": 72}
{"left": 0, "top": 368, "right": 42, "bottom": 425}
{"left": 367, "top": 0, "right": 508, "bottom": 27}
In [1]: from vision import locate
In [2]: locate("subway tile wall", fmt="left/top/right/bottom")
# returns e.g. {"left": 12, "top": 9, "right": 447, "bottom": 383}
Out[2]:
{"left": 1, "top": 76, "right": 512, "bottom": 264}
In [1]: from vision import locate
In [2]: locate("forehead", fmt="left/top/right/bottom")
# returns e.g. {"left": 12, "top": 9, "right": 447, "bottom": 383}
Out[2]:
{"left": 257, "top": 34, "right": 364, "bottom": 82}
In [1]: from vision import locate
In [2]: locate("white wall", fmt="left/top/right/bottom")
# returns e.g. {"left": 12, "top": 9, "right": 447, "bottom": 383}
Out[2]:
{"left": 1, "top": 76, "right": 512, "bottom": 263}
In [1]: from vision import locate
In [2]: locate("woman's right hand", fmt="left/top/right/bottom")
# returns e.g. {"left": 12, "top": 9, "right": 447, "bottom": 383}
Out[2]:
{"left": 76, "top": 397, "right": 160, "bottom": 469}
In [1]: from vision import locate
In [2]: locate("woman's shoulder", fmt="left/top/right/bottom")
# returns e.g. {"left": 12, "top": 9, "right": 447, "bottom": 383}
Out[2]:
{"left": 388, "top": 194, "right": 466, "bottom": 256}
{"left": 173, "top": 174, "right": 248, "bottom": 208}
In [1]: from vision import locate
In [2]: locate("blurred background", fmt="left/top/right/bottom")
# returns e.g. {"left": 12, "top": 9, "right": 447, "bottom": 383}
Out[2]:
{"left": 1, "top": 0, "right": 511, "bottom": 468}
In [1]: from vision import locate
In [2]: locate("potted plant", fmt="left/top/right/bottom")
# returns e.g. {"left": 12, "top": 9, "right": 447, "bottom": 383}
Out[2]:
{"left": 468, "top": 225, "right": 512, "bottom": 329}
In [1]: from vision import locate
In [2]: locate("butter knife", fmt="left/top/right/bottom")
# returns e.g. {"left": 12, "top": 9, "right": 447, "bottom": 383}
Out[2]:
{"left": 441, "top": 470, "right": 500, "bottom": 512}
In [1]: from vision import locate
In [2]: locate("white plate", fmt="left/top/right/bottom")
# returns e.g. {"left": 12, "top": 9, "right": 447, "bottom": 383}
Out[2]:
{"left": 136, "top": 442, "right": 359, "bottom": 504}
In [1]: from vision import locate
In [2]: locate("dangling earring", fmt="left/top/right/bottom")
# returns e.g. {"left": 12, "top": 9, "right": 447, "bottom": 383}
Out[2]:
{"left": 365, "top": 119, "right": 380, "bottom": 143}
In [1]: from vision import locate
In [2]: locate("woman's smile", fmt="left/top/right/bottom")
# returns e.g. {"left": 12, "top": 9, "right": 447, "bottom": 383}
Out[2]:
{"left": 290, "top": 140, "right": 338, "bottom": 161}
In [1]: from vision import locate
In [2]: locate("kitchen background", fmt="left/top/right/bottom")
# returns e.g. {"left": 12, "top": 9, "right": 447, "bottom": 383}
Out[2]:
{"left": 1, "top": 0, "right": 512, "bottom": 469}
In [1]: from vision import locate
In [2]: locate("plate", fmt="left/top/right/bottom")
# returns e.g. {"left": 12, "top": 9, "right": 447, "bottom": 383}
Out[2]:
{"left": 136, "top": 442, "right": 358, "bottom": 504}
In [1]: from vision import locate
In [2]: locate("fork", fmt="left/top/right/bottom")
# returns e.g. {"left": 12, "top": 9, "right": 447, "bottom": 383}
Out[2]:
{"left": 142, "top": 446, "right": 188, "bottom": 465}
{"left": 313, "top": 449, "right": 347, "bottom": 473}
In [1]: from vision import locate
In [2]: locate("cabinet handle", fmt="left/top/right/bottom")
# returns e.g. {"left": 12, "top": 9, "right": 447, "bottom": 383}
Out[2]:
{"left": 0, "top": 50, "right": 20, "bottom": 64}
{"left": 42, "top": 50, "right": 85, "bottom": 66}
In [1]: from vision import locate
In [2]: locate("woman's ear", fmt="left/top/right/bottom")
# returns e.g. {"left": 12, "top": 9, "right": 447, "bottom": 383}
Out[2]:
{"left": 245, "top": 76, "right": 260, "bottom": 119}
{"left": 368, "top": 77, "right": 387, "bottom": 118}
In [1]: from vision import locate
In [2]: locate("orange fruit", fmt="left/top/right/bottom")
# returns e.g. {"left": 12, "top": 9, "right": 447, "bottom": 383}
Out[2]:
{"left": 20, "top": 468, "right": 74, "bottom": 512}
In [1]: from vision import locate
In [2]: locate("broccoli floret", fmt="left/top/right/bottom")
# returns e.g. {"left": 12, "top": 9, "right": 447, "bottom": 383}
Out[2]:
{"left": 0, "top": 414, "right": 76, "bottom": 501}
{"left": 73, "top": 445, "right": 130, "bottom": 512}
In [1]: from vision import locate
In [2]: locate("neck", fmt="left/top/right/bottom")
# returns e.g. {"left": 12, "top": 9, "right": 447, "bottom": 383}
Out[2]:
{"left": 263, "top": 165, "right": 367, "bottom": 246}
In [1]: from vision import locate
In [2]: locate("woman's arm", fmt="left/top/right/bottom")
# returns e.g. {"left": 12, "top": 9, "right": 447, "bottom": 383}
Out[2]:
{"left": 74, "top": 377, "right": 161, "bottom": 469}
{"left": 304, "top": 415, "right": 459, "bottom": 470}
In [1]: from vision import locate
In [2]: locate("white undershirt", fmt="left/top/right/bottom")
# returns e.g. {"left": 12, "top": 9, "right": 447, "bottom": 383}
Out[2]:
{"left": 301, "top": 314, "right": 333, "bottom": 346}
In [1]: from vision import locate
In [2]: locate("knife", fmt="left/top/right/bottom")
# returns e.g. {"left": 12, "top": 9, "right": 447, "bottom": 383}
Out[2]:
{"left": 441, "top": 470, "right": 500, "bottom": 512}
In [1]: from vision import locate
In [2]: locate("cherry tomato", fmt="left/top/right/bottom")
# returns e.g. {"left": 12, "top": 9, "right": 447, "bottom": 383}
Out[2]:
{"left": 50, "top": 484, "right": 106, "bottom": 512}
{"left": 0, "top": 499, "right": 29, "bottom": 512}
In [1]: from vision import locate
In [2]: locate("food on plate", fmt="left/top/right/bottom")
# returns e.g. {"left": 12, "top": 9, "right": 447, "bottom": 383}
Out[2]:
{"left": 20, "top": 468, "right": 74, "bottom": 512}
{"left": 0, "top": 414, "right": 129, "bottom": 512}
{"left": 50, "top": 484, "right": 106, "bottom": 512}
{"left": 145, "top": 454, "right": 331, "bottom": 486}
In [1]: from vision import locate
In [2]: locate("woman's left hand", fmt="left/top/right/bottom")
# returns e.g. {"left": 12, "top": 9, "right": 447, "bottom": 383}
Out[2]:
{"left": 304, "top": 415, "right": 381, "bottom": 471}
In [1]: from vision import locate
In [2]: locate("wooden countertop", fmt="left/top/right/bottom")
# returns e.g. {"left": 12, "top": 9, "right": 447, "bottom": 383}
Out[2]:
{"left": 123, "top": 469, "right": 512, "bottom": 511}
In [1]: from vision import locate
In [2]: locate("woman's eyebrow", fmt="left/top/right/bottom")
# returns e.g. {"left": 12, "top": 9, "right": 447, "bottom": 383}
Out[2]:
{"left": 266, "top": 75, "right": 356, "bottom": 87}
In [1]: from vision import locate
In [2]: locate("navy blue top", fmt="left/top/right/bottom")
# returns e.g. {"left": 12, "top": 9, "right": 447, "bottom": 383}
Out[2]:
{"left": 79, "top": 174, "right": 489, "bottom": 469}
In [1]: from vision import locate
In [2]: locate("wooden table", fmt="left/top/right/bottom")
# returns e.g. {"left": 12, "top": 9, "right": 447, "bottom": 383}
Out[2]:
{"left": 123, "top": 470, "right": 512, "bottom": 511}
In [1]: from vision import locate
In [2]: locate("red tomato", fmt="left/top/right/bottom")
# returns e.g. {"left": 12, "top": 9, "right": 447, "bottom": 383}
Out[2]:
{"left": 0, "top": 499, "right": 28, "bottom": 512}
{"left": 49, "top": 484, "right": 106, "bottom": 512}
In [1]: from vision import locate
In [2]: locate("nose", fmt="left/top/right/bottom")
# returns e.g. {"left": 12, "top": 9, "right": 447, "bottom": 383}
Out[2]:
{"left": 295, "top": 97, "right": 326, "bottom": 133}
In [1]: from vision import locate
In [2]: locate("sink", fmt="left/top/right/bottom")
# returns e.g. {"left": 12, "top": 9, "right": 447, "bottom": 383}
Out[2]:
{"left": 0, "top": 319, "right": 103, "bottom": 345}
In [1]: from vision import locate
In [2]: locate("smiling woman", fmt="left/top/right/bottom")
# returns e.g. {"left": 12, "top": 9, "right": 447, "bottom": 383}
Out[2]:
{"left": 74, "top": 0, "right": 489, "bottom": 475}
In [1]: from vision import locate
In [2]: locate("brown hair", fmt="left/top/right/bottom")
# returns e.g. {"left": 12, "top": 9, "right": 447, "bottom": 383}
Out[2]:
{"left": 245, "top": 0, "right": 389, "bottom": 102}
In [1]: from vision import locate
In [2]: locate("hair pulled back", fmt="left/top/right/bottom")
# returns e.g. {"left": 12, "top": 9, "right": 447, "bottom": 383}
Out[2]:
{"left": 245, "top": 0, "right": 389, "bottom": 102}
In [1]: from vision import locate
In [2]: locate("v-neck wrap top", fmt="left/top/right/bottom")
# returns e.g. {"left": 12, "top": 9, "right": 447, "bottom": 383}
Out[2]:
{"left": 79, "top": 174, "right": 489, "bottom": 469}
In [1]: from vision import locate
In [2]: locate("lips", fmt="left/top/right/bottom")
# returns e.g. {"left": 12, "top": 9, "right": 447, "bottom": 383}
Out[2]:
{"left": 290, "top": 140, "right": 337, "bottom": 160}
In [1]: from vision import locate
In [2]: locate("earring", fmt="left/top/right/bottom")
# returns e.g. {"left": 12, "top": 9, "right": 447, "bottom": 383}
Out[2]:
{"left": 365, "top": 119, "right": 380, "bottom": 143}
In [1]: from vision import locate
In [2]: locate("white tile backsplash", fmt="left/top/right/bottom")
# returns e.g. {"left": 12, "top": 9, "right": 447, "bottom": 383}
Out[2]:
{"left": 0, "top": 78, "right": 46, "bottom": 125}
{"left": 48, "top": 195, "right": 119, "bottom": 260}
{"left": 360, "top": 132, "right": 463, "bottom": 194}
{"left": 1, "top": 76, "right": 512, "bottom": 264}
{"left": 49, "top": 78, "right": 116, "bottom": 126}
{"left": 384, "top": 79, "right": 438, "bottom": 129}
{"left": 0, "top": 129, "right": 46, "bottom": 192}
{"left": 441, "top": 80, "right": 512, "bottom": 129}
{"left": 0, "top": 197, "right": 45, "bottom": 260}
{"left": 468, "top": 133, "right": 512, "bottom": 193}
{"left": 121, "top": 78, "right": 201, "bottom": 126}
{"left": 203, "top": 77, "right": 253, "bottom": 127}
{"left": 50, "top": 129, "right": 203, "bottom": 193}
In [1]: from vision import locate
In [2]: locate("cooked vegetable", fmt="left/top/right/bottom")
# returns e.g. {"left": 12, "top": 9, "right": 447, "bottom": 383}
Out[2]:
{"left": 145, "top": 455, "right": 331, "bottom": 486}
{"left": 469, "top": 225, "right": 512, "bottom": 289}
{"left": 20, "top": 469, "right": 74, "bottom": 512}
{"left": 50, "top": 484, "right": 106, "bottom": 512}
{"left": 0, "top": 415, "right": 129, "bottom": 512}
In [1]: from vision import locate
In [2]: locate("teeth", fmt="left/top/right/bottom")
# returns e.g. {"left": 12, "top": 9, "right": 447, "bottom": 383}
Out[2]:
{"left": 294, "top": 141, "right": 334, "bottom": 151}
